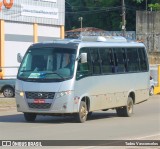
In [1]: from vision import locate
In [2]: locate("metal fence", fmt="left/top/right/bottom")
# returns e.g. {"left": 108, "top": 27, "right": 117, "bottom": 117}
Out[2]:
{"left": 66, "top": 31, "right": 136, "bottom": 41}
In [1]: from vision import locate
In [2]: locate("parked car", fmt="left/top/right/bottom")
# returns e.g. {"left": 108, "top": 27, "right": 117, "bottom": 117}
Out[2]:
{"left": 0, "top": 79, "right": 15, "bottom": 98}
{"left": 149, "top": 76, "right": 155, "bottom": 96}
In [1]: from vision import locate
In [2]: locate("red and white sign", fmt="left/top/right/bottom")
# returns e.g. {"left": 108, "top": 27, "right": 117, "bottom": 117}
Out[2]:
{"left": 0, "top": 0, "right": 14, "bottom": 11}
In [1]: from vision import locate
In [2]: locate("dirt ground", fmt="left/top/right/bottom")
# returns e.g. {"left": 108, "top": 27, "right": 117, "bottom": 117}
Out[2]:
{"left": 0, "top": 95, "right": 16, "bottom": 111}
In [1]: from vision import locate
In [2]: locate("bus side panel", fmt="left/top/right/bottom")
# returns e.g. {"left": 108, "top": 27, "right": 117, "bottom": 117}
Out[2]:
{"left": 74, "top": 72, "right": 149, "bottom": 111}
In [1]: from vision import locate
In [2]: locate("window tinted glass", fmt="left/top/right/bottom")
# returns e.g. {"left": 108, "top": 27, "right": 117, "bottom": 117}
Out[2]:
{"left": 138, "top": 48, "right": 148, "bottom": 71}
{"left": 76, "top": 48, "right": 92, "bottom": 79}
{"left": 90, "top": 48, "right": 101, "bottom": 74}
{"left": 99, "top": 48, "right": 114, "bottom": 74}
{"left": 18, "top": 48, "right": 76, "bottom": 82}
{"left": 76, "top": 47, "right": 148, "bottom": 79}
{"left": 113, "top": 48, "right": 126, "bottom": 73}
{"left": 126, "top": 48, "right": 140, "bottom": 72}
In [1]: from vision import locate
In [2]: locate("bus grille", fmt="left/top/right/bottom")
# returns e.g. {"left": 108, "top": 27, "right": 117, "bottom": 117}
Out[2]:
{"left": 25, "top": 92, "right": 55, "bottom": 99}
{"left": 28, "top": 103, "right": 51, "bottom": 109}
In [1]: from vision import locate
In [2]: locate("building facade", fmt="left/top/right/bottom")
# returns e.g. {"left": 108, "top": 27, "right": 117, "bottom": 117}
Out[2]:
{"left": 0, "top": 0, "right": 65, "bottom": 78}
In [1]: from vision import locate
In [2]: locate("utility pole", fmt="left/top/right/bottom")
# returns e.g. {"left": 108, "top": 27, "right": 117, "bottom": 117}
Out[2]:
{"left": 122, "top": 0, "right": 126, "bottom": 37}
{"left": 78, "top": 17, "right": 83, "bottom": 34}
{"left": 146, "top": 0, "right": 148, "bottom": 11}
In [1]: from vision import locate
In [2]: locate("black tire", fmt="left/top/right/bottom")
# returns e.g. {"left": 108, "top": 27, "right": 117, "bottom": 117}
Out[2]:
{"left": 24, "top": 113, "right": 37, "bottom": 122}
{"left": 3, "top": 87, "right": 15, "bottom": 98}
{"left": 102, "top": 109, "right": 109, "bottom": 111}
{"left": 116, "top": 108, "right": 124, "bottom": 117}
{"left": 74, "top": 101, "right": 88, "bottom": 123}
{"left": 116, "top": 97, "right": 134, "bottom": 117}
{"left": 88, "top": 112, "right": 92, "bottom": 118}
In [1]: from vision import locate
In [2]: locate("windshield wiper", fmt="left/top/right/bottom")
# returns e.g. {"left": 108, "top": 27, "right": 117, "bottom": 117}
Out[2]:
{"left": 41, "top": 72, "right": 66, "bottom": 80}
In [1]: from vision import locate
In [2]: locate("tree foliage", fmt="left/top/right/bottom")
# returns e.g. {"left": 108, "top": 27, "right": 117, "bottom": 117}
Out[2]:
{"left": 133, "top": 0, "right": 144, "bottom": 3}
{"left": 149, "top": 3, "right": 160, "bottom": 10}
{"left": 65, "top": 0, "right": 160, "bottom": 31}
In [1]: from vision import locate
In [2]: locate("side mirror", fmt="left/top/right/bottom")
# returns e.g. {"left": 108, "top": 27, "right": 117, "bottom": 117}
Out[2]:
{"left": 17, "top": 53, "right": 23, "bottom": 63}
{"left": 81, "top": 53, "right": 87, "bottom": 63}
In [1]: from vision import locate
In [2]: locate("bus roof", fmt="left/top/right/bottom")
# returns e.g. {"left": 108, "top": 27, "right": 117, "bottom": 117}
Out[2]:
{"left": 80, "top": 36, "right": 128, "bottom": 42}
{"left": 31, "top": 36, "right": 145, "bottom": 49}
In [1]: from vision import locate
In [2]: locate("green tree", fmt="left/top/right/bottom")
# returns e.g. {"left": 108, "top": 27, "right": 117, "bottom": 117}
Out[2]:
{"left": 133, "top": 0, "right": 144, "bottom": 3}
{"left": 148, "top": 3, "right": 160, "bottom": 10}
{"left": 65, "top": 0, "right": 160, "bottom": 32}
{"left": 65, "top": 0, "right": 121, "bottom": 31}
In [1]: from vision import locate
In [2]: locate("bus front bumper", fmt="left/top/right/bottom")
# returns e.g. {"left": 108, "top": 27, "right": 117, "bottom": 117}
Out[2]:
{"left": 15, "top": 91, "right": 79, "bottom": 114}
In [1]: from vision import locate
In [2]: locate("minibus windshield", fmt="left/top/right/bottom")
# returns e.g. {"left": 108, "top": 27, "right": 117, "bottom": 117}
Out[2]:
{"left": 17, "top": 47, "right": 76, "bottom": 82}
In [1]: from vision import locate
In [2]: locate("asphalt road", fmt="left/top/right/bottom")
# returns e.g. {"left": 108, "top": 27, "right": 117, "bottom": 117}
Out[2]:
{"left": 0, "top": 95, "right": 160, "bottom": 148}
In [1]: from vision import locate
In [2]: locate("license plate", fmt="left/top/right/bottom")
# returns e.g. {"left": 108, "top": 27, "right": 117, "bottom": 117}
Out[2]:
{"left": 34, "top": 99, "right": 45, "bottom": 104}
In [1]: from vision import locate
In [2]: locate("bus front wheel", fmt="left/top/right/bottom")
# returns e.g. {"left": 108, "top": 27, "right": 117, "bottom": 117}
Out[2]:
{"left": 116, "top": 97, "right": 134, "bottom": 117}
{"left": 74, "top": 101, "right": 88, "bottom": 123}
{"left": 24, "top": 113, "right": 37, "bottom": 122}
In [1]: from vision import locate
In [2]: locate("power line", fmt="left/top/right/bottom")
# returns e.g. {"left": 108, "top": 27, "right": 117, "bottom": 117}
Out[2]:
{"left": 65, "top": 6, "right": 122, "bottom": 14}
{"left": 66, "top": 5, "right": 122, "bottom": 9}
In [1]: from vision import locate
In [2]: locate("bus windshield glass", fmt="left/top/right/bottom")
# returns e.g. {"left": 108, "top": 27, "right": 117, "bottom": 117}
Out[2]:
{"left": 17, "top": 47, "right": 76, "bottom": 82}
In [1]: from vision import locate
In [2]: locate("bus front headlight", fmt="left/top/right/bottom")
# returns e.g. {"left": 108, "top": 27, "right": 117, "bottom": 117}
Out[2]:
{"left": 20, "top": 91, "right": 24, "bottom": 97}
{"left": 15, "top": 90, "right": 24, "bottom": 97}
{"left": 56, "top": 90, "right": 72, "bottom": 99}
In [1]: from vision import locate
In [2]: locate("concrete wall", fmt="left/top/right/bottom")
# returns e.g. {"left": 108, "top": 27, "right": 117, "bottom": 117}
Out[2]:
{"left": 136, "top": 11, "right": 160, "bottom": 64}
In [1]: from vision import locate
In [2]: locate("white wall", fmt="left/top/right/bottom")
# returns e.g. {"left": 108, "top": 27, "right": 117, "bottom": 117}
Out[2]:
{"left": 3, "top": 22, "right": 61, "bottom": 78}
{"left": 38, "top": 25, "right": 60, "bottom": 38}
{"left": 4, "top": 41, "right": 32, "bottom": 78}
{"left": 5, "top": 22, "right": 33, "bottom": 35}
{"left": 4, "top": 22, "right": 33, "bottom": 78}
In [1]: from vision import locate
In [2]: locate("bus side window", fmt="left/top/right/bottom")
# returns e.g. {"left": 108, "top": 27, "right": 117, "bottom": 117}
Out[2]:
{"left": 90, "top": 48, "right": 101, "bottom": 75}
{"left": 113, "top": 48, "right": 126, "bottom": 73}
{"left": 99, "top": 48, "right": 113, "bottom": 74}
{"left": 138, "top": 48, "right": 148, "bottom": 71}
{"left": 126, "top": 48, "right": 140, "bottom": 72}
{"left": 76, "top": 48, "right": 92, "bottom": 79}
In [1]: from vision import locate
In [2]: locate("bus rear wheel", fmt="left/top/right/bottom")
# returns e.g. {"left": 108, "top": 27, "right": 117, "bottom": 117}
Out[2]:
{"left": 116, "top": 97, "right": 134, "bottom": 117}
{"left": 24, "top": 113, "right": 37, "bottom": 122}
{"left": 74, "top": 101, "right": 88, "bottom": 123}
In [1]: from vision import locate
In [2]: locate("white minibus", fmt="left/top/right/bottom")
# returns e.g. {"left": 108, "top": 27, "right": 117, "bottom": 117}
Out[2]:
{"left": 15, "top": 36, "right": 150, "bottom": 123}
